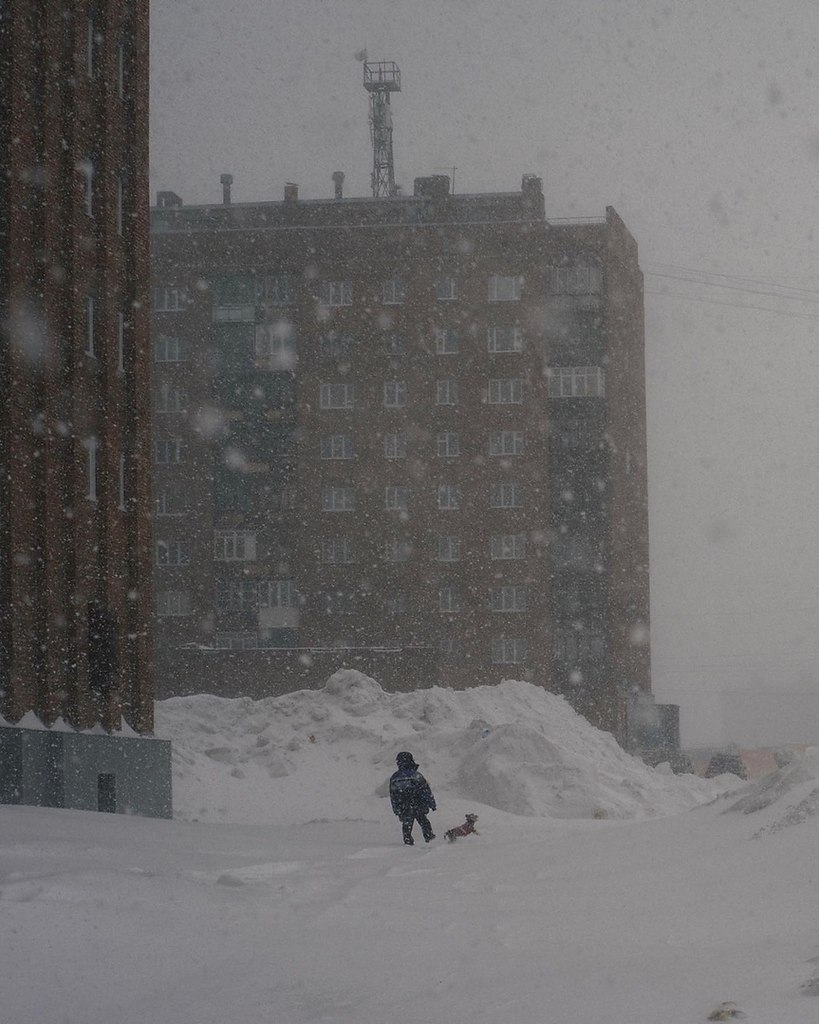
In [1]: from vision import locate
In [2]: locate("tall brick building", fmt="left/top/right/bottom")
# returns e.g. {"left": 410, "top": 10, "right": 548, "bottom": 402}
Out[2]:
{"left": 150, "top": 172, "right": 651, "bottom": 739}
{"left": 0, "top": 1, "right": 170, "bottom": 816}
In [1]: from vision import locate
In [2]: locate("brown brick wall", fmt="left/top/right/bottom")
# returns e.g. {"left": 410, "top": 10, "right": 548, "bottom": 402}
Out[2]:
{"left": 0, "top": 1, "right": 153, "bottom": 732}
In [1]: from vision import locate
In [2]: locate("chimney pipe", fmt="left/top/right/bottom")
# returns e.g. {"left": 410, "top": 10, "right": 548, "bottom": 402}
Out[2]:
{"left": 220, "top": 173, "right": 233, "bottom": 205}
{"left": 284, "top": 182, "right": 298, "bottom": 203}
{"left": 332, "top": 170, "right": 345, "bottom": 200}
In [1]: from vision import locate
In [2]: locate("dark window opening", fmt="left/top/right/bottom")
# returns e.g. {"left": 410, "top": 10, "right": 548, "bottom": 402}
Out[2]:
{"left": 98, "top": 773, "right": 116, "bottom": 813}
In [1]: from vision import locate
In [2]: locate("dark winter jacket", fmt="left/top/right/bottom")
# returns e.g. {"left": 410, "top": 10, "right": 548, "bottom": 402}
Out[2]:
{"left": 389, "top": 766, "right": 436, "bottom": 818}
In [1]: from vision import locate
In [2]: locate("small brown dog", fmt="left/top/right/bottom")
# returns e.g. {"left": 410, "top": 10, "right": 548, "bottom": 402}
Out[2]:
{"left": 444, "top": 813, "right": 479, "bottom": 842}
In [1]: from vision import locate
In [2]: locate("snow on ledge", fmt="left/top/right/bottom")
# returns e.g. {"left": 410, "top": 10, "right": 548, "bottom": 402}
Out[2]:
{"left": 0, "top": 712, "right": 144, "bottom": 738}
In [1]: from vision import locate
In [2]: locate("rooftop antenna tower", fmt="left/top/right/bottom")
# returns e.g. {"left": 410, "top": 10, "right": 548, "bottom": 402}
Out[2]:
{"left": 363, "top": 60, "right": 401, "bottom": 198}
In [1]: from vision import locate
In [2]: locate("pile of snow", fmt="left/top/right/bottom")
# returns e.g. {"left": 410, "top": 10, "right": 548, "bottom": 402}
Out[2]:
{"left": 723, "top": 746, "right": 819, "bottom": 837}
{"left": 7, "top": 676, "right": 819, "bottom": 1024}
{"left": 156, "top": 670, "right": 732, "bottom": 824}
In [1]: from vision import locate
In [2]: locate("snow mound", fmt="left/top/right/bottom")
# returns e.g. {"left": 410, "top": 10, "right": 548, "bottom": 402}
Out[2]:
{"left": 156, "top": 670, "right": 731, "bottom": 825}
{"left": 723, "top": 747, "right": 819, "bottom": 836}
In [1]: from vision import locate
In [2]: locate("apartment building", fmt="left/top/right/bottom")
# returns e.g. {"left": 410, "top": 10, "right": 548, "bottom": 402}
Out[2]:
{"left": 150, "top": 173, "right": 651, "bottom": 738}
{"left": 0, "top": 1, "right": 170, "bottom": 816}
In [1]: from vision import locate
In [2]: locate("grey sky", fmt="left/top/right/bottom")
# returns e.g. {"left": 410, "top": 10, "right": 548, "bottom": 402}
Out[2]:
{"left": 151, "top": 0, "right": 819, "bottom": 746}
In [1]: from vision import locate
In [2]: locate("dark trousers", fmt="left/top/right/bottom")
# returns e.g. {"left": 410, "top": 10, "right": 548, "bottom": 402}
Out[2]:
{"left": 400, "top": 812, "right": 434, "bottom": 844}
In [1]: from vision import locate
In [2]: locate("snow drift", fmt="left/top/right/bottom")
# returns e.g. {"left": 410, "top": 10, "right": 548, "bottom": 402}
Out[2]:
{"left": 156, "top": 670, "right": 731, "bottom": 824}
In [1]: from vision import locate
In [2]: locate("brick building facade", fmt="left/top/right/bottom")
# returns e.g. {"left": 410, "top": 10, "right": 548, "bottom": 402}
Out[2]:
{"left": 150, "top": 173, "right": 651, "bottom": 739}
{"left": 0, "top": 2, "right": 170, "bottom": 816}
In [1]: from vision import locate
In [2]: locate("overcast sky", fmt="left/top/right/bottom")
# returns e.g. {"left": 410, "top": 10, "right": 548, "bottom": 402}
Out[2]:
{"left": 150, "top": 0, "right": 819, "bottom": 746}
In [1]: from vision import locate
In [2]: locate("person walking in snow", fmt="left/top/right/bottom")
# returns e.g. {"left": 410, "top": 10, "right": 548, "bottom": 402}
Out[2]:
{"left": 389, "top": 751, "right": 436, "bottom": 845}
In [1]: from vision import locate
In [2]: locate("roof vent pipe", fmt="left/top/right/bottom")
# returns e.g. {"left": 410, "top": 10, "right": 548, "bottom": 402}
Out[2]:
{"left": 332, "top": 171, "right": 345, "bottom": 200}
{"left": 284, "top": 182, "right": 298, "bottom": 203}
{"left": 220, "top": 174, "right": 233, "bottom": 205}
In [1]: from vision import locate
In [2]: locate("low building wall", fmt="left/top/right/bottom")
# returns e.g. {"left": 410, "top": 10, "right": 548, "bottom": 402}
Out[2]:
{"left": 0, "top": 727, "right": 172, "bottom": 818}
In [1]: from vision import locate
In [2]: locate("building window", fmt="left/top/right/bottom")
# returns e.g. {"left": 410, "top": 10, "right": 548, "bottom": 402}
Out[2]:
{"left": 153, "top": 286, "right": 185, "bottom": 312}
{"left": 436, "top": 432, "right": 460, "bottom": 458}
{"left": 318, "top": 280, "right": 353, "bottom": 307}
{"left": 157, "top": 591, "right": 192, "bottom": 617}
{"left": 322, "top": 590, "right": 356, "bottom": 615}
{"left": 156, "top": 541, "right": 190, "bottom": 567}
{"left": 155, "top": 485, "right": 188, "bottom": 517}
{"left": 84, "top": 437, "right": 98, "bottom": 502}
{"left": 491, "top": 586, "right": 528, "bottom": 612}
{"left": 550, "top": 532, "right": 603, "bottom": 572}
{"left": 490, "top": 533, "right": 527, "bottom": 560}
{"left": 258, "top": 580, "right": 298, "bottom": 608}
{"left": 86, "top": 15, "right": 95, "bottom": 78}
{"left": 553, "top": 417, "right": 600, "bottom": 452}
{"left": 214, "top": 530, "right": 257, "bottom": 562}
{"left": 117, "top": 41, "right": 125, "bottom": 98}
{"left": 385, "top": 485, "right": 409, "bottom": 511}
{"left": 322, "top": 486, "right": 355, "bottom": 512}
{"left": 437, "top": 484, "right": 460, "bottom": 510}
{"left": 492, "top": 638, "right": 527, "bottom": 664}
{"left": 436, "top": 535, "right": 461, "bottom": 562}
{"left": 320, "top": 383, "right": 355, "bottom": 409}
{"left": 488, "top": 379, "right": 523, "bottom": 405}
{"left": 488, "top": 431, "right": 524, "bottom": 456}
{"left": 271, "top": 429, "right": 296, "bottom": 461}
{"left": 384, "top": 333, "right": 404, "bottom": 355}
{"left": 259, "top": 274, "right": 295, "bottom": 305}
{"left": 155, "top": 382, "right": 187, "bottom": 413}
{"left": 439, "top": 586, "right": 461, "bottom": 612}
{"left": 116, "top": 175, "right": 124, "bottom": 235}
{"left": 255, "top": 323, "right": 297, "bottom": 370}
{"left": 74, "top": 156, "right": 94, "bottom": 217}
{"left": 440, "top": 637, "right": 460, "bottom": 659}
{"left": 488, "top": 275, "right": 523, "bottom": 302}
{"left": 86, "top": 295, "right": 95, "bottom": 356}
{"left": 118, "top": 453, "right": 126, "bottom": 511}
{"left": 278, "top": 486, "right": 298, "bottom": 511}
{"left": 381, "top": 277, "right": 405, "bottom": 305}
{"left": 490, "top": 481, "right": 523, "bottom": 508}
{"left": 384, "top": 537, "right": 413, "bottom": 562}
{"left": 487, "top": 325, "right": 523, "bottom": 353}
{"left": 213, "top": 304, "right": 254, "bottom": 323}
{"left": 155, "top": 438, "right": 186, "bottom": 464}
{"left": 117, "top": 312, "right": 125, "bottom": 373}
{"left": 215, "top": 580, "right": 258, "bottom": 613}
{"left": 154, "top": 335, "right": 185, "bottom": 362}
{"left": 434, "top": 276, "right": 457, "bottom": 301}
{"left": 434, "top": 328, "right": 459, "bottom": 355}
{"left": 321, "top": 537, "right": 354, "bottom": 564}
{"left": 554, "top": 627, "right": 607, "bottom": 663}
{"left": 547, "top": 366, "right": 606, "bottom": 398}
{"left": 320, "top": 434, "right": 355, "bottom": 460}
{"left": 547, "top": 264, "right": 602, "bottom": 297}
{"left": 383, "top": 381, "right": 407, "bottom": 408}
{"left": 319, "top": 333, "right": 353, "bottom": 359}
{"left": 436, "top": 380, "right": 459, "bottom": 405}
{"left": 384, "top": 433, "right": 407, "bottom": 459}
{"left": 385, "top": 592, "right": 407, "bottom": 615}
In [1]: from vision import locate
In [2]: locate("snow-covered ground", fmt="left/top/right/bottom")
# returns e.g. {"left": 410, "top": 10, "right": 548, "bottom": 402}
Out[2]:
{"left": 2, "top": 671, "right": 819, "bottom": 1024}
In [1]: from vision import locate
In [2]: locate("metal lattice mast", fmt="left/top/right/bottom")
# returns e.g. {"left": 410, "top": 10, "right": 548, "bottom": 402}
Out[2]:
{"left": 363, "top": 61, "right": 401, "bottom": 198}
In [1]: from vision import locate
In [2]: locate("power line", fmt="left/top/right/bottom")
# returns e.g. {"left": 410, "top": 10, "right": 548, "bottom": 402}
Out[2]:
{"left": 644, "top": 288, "right": 819, "bottom": 320}
{"left": 645, "top": 268, "right": 819, "bottom": 305}
{"left": 644, "top": 260, "right": 819, "bottom": 296}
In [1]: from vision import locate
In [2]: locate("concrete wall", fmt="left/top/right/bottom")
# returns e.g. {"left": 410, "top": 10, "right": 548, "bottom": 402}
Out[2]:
{"left": 0, "top": 727, "right": 172, "bottom": 819}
